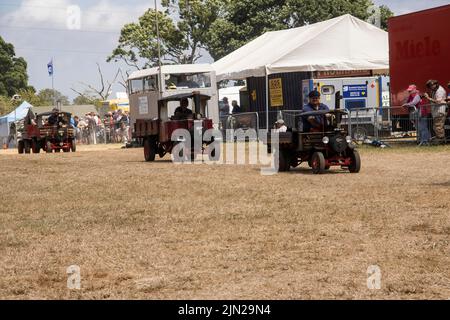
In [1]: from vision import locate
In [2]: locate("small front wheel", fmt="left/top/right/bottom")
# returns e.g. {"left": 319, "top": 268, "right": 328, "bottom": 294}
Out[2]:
{"left": 311, "top": 152, "right": 326, "bottom": 174}
{"left": 46, "top": 141, "right": 52, "bottom": 153}
{"left": 348, "top": 150, "right": 361, "bottom": 173}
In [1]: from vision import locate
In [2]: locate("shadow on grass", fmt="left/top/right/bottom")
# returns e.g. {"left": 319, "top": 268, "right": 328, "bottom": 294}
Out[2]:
{"left": 429, "top": 181, "right": 450, "bottom": 187}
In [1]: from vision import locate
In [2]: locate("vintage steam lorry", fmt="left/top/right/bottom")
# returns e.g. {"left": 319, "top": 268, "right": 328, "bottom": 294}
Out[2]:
{"left": 267, "top": 93, "right": 361, "bottom": 174}
{"left": 127, "top": 64, "right": 219, "bottom": 162}
{"left": 37, "top": 111, "right": 76, "bottom": 153}
{"left": 134, "top": 92, "right": 215, "bottom": 161}
{"left": 16, "top": 109, "right": 41, "bottom": 154}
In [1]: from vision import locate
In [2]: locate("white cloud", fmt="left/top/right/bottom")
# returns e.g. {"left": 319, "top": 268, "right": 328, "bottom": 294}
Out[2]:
{"left": 2, "top": 0, "right": 150, "bottom": 31}
{"left": 2, "top": 0, "right": 72, "bottom": 27}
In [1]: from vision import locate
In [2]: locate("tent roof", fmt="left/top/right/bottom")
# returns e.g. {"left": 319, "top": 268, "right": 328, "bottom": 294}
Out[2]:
{"left": 0, "top": 101, "right": 33, "bottom": 123}
{"left": 213, "top": 14, "right": 389, "bottom": 81}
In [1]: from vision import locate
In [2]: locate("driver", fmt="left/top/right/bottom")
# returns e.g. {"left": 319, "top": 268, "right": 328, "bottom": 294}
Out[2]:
{"left": 302, "top": 90, "right": 330, "bottom": 132}
{"left": 47, "top": 108, "right": 60, "bottom": 125}
{"left": 174, "top": 98, "right": 193, "bottom": 119}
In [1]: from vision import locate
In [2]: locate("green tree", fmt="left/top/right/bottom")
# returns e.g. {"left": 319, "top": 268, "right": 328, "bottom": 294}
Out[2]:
{"left": 107, "top": 9, "right": 186, "bottom": 68}
{"left": 72, "top": 92, "right": 100, "bottom": 105}
{"left": 37, "top": 88, "right": 70, "bottom": 106}
{"left": 0, "top": 36, "right": 29, "bottom": 97}
{"left": 161, "top": 0, "right": 222, "bottom": 63}
{"left": 108, "top": 2, "right": 221, "bottom": 68}
{"left": 14, "top": 88, "right": 43, "bottom": 107}
{"left": 0, "top": 95, "right": 14, "bottom": 116}
{"left": 205, "top": 0, "right": 393, "bottom": 61}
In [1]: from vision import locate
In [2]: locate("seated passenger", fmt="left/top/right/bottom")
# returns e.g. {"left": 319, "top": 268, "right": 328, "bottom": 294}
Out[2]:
{"left": 274, "top": 119, "right": 287, "bottom": 133}
{"left": 174, "top": 98, "right": 193, "bottom": 119}
{"left": 302, "top": 90, "right": 330, "bottom": 132}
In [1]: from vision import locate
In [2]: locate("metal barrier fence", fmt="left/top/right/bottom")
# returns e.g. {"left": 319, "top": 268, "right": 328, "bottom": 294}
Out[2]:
{"left": 219, "top": 112, "right": 260, "bottom": 140}
{"left": 270, "top": 104, "right": 449, "bottom": 144}
{"left": 345, "top": 104, "right": 449, "bottom": 143}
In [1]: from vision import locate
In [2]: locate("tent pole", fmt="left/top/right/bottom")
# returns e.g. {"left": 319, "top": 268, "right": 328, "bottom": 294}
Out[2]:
{"left": 265, "top": 72, "right": 269, "bottom": 130}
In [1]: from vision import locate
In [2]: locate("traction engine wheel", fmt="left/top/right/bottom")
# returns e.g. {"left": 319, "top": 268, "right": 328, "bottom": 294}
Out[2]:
{"left": 18, "top": 140, "right": 24, "bottom": 154}
{"left": 46, "top": 141, "right": 52, "bottom": 153}
{"left": 348, "top": 150, "right": 361, "bottom": 173}
{"left": 311, "top": 152, "right": 326, "bottom": 174}
{"left": 144, "top": 137, "right": 156, "bottom": 162}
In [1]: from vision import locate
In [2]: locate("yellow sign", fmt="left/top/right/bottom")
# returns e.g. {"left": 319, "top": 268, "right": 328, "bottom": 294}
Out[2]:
{"left": 269, "top": 78, "right": 283, "bottom": 107}
{"left": 251, "top": 90, "right": 257, "bottom": 101}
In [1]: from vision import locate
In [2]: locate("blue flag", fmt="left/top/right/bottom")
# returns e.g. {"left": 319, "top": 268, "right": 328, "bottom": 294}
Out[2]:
{"left": 47, "top": 60, "right": 53, "bottom": 76}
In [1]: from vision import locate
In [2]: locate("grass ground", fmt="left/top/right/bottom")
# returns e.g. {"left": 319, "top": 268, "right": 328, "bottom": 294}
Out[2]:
{"left": 0, "top": 143, "right": 449, "bottom": 299}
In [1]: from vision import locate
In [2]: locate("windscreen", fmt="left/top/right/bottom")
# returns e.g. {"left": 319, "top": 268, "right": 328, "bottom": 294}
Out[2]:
{"left": 165, "top": 72, "right": 211, "bottom": 90}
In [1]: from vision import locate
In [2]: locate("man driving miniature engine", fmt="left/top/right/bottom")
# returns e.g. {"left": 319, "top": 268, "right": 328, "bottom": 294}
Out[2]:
{"left": 174, "top": 98, "right": 193, "bottom": 119}
{"left": 302, "top": 90, "right": 330, "bottom": 131}
{"left": 47, "top": 108, "right": 61, "bottom": 125}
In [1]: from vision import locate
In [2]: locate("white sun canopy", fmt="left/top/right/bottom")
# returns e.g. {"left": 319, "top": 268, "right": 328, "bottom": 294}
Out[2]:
{"left": 213, "top": 14, "right": 389, "bottom": 81}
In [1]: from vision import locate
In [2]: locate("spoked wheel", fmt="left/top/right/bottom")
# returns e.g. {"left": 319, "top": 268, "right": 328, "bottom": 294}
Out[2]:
{"left": 311, "top": 152, "right": 326, "bottom": 174}
{"left": 277, "top": 148, "right": 290, "bottom": 172}
{"left": 348, "top": 150, "right": 361, "bottom": 173}
{"left": 353, "top": 127, "right": 367, "bottom": 142}
{"left": 143, "top": 137, "right": 156, "bottom": 162}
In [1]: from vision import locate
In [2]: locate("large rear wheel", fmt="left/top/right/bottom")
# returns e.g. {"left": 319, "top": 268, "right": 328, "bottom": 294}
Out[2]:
{"left": 18, "top": 140, "right": 24, "bottom": 154}
{"left": 144, "top": 137, "right": 156, "bottom": 162}
{"left": 348, "top": 149, "right": 361, "bottom": 173}
{"left": 311, "top": 152, "right": 326, "bottom": 174}
{"left": 24, "top": 140, "right": 31, "bottom": 154}
{"left": 32, "top": 139, "right": 40, "bottom": 153}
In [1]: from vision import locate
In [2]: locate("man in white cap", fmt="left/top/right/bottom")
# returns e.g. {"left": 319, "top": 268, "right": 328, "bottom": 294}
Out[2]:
{"left": 274, "top": 119, "right": 287, "bottom": 133}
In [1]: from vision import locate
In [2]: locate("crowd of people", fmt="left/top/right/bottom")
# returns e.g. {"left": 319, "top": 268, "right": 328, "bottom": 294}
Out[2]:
{"left": 72, "top": 109, "right": 130, "bottom": 145}
{"left": 402, "top": 79, "right": 450, "bottom": 146}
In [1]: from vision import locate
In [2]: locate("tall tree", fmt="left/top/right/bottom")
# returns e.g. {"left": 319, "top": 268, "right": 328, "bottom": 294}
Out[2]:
{"left": 37, "top": 88, "right": 70, "bottom": 106}
{"left": 107, "top": 9, "right": 186, "bottom": 69}
{"left": 204, "top": 0, "right": 393, "bottom": 61}
{"left": 0, "top": 36, "right": 29, "bottom": 97}
{"left": 161, "top": 0, "right": 222, "bottom": 63}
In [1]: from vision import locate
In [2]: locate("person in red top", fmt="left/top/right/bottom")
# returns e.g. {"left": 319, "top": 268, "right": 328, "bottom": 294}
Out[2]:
{"left": 403, "top": 84, "right": 430, "bottom": 146}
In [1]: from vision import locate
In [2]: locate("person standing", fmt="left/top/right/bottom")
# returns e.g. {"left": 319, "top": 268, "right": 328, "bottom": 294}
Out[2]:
{"left": 403, "top": 84, "right": 430, "bottom": 146}
{"left": 219, "top": 97, "right": 230, "bottom": 117}
{"left": 231, "top": 100, "right": 243, "bottom": 114}
{"left": 7, "top": 122, "right": 16, "bottom": 147}
{"left": 424, "top": 80, "right": 447, "bottom": 143}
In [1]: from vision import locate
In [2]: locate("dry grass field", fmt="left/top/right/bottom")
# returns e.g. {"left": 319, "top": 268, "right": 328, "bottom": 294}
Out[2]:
{"left": 0, "top": 143, "right": 449, "bottom": 299}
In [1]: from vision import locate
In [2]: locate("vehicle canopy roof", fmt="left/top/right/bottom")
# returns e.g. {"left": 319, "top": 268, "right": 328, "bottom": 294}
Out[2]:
{"left": 299, "top": 109, "right": 348, "bottom": 117}
{"left": 128, "top": 64, "right": 214, "bottom": 81}
{"left": 37, "top": 111, "right": 72, "bottom": 117}
{"left": 158, "top": 92, "right": 211, "bottom": 102}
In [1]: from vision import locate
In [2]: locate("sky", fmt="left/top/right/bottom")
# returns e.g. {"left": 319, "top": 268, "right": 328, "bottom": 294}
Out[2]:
{"left": 0, "top": 0, "right": 449, "bottom": 103}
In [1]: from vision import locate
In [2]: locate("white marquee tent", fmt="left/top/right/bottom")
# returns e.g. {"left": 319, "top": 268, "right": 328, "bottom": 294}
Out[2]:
{"left": 213, "top": 14, "right": 389, "bottom": 81}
